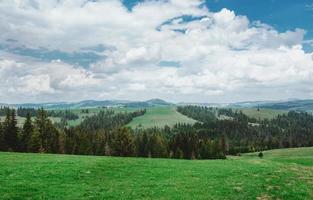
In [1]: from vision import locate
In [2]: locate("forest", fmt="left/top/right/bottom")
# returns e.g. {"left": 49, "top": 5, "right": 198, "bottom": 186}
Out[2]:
{"left": 1, "top": 105, "right": 313, "bottom": 160}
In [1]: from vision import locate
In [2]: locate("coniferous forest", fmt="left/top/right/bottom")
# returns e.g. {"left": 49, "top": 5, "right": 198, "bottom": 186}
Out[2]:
{"left": 1, "top": 106, "right": 313, "bottom": 160}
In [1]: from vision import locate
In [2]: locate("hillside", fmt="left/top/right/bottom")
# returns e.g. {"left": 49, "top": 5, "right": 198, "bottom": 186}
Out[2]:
{"left": 1, "top": 147, "right": 313, "bottom": 199}
{"left": 230, "top": 99, "right": 313, "bottom": 112}
{"left": 239, "top": 108, "right": 288, "bottom": 120}
{"left": 1, "top": 99, "right": 172, "bottom": 109}
{"left": 126, "top": 106, "right": 197, "bottom": 128}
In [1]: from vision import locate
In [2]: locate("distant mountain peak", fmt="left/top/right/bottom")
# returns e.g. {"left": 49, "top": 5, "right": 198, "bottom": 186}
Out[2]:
{"left": 146, "top": 98, "right": 167, "bottom": 103}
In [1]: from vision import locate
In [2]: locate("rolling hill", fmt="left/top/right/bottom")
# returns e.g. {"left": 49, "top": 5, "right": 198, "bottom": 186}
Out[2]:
{"left": 229, "top": 99, "right": 313, "bottom": 112}
{"left": 0, "top": 99, "right": 172, "bottom": 109}
{"left": 127, "top": 106, "right": 197, "bottom": 128}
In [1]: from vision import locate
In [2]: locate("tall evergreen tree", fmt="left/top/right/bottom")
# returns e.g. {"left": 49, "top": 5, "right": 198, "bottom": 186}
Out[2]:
{"left": 35, "top": 108, "right": 60, "bottom": 153}
{"left": 3, "top": 109, "right": 18, "bottom": 151}
{"left": 20, "top": 112, "right": 33, "bottom": 152}
{"left": 35, "top": 108, "right": 49, "bottom": 152}
{"left": 150, "top": 133, "right": 167, "bottom": 158}
{"left": 110, "top": 127, "right": 134, "bottom": 157}
{"left": 0, "top": 119, "right": 4, "bottom": 151}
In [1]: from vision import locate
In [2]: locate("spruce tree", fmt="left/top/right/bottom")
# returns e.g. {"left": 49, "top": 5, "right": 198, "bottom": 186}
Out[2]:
{"left": 110, "top": 127, "right": 134, "bottom": 157}
{"left": 10, "top": 109, "right": 19, "bottom": 151}
{"left": 3, "top": 109, "right": 18, "bottom": 151}
{"left": 3, "top": 109, "right": 10, "bottom": 151}
{"left": 35, "top": 108, "right": 49, "bottom": 152}
{"left": 0, "top": 119, "right": 4, "bottom": 151}
{"left": 21, "top": 112, "right": 33, "bottom": 152}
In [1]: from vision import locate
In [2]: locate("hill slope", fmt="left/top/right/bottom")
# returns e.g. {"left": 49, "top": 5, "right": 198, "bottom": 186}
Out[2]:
{"left": 126, "top": 106, "right": 197, "bottom": 128}
{"left": 231, "top": 99, "right": 313, "bottom": 112}
{"left": 239, "top": 108, "right": 288, "bottom": 119}
{"left": 0, "top": 148, "right": 313, "bottom": 199}
{"left": 1, "top": 99, "right": 172, "bottom": 109}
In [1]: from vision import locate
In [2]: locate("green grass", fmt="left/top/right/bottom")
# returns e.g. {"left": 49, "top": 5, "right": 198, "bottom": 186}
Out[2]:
{"left": 245, "top": 147, "right": 313, "bottom": 167}
{"left": 127, "top": 106, "right": 197, "bottom": 129}
{"left": 1, "top": 147, "right": 313, "bottom": 199}
{"left": 238, "top": 108, "right": 287, "bottom": 120}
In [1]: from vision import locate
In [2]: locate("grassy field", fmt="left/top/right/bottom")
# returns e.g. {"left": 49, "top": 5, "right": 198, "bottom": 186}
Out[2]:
{"left": 127, "top": 106, "right": 197, "bottom": 128}
{"left": 0, "top": 148, "right": 313, "bottom": 199}
{"left": 238, "top": 108, "right": 288, "bottom": 120}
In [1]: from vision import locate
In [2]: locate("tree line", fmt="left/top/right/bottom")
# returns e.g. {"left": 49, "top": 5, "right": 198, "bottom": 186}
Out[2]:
{"left": 0, "top": 106, "right": 80, "bottom": 121}
{"left": 177, "top": 106, "right": 313, "bottom": 154}
{"left": 0, "top": 107, "right": 226, "bottom": 159}
{"left": 2, "top": 105, "right": 312, "bottom": 159}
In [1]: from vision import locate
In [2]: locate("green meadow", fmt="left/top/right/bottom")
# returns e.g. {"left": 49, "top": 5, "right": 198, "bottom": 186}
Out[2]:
{"left": 126, "top": 106, "right": 197, "bottom": 128}
{"left": 1, "top": 147, "right": 313, "bottom": 200}
{"left": 238, "top": 108, "right": 287, "bottom": 120}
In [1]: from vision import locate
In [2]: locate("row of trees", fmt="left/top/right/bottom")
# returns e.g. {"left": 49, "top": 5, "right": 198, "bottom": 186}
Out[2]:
{"left": 1, "top": 106, "right": 80, "bottom": 121}
{"left": 3, "top": 105, "right": 313, "bottom": 159}
{"left": 0, "top": 107, "right": 226, "bottom": 159}
{"left": 61, "top": 125, "right": 226, "bottom": 159}
{"left": 0, "top": 108, "right": 59, "bottom": 153}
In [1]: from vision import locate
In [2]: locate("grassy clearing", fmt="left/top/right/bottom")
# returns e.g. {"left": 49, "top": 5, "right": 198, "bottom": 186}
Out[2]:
{"left": 0, "top": 107, "right": 139, "bottom": 127}
{"left": 126, "top": 106, "right": 197, "bottom": 129}
{"left": 66, "top": 107, "right": 139, "bottom": 126}
{"left": 0, "top": 116, "right": 61, "bottom": 127}
{"left": 0, "top": 147, "right": 313, "bottom": 199}
{"left": 238, "top": 108, "right": 287, "bottom": 120}
{"left": 245, "top": 147, "right": 313, "bottom": 167}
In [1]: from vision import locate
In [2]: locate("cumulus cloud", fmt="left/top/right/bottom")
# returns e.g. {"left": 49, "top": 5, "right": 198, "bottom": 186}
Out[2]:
{"left": 0, "top": 0, "right": 313, "bottom": 103}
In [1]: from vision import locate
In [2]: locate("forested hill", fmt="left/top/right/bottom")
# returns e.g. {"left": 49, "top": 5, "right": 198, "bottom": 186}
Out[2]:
{"left": 180, "top": 99, "right": 313, "bottom": 112}
{"left": 3, "top": 98, "right": 313, "bottom": 111}
{"left": 0, "top": 98, "right": 172, "bottom": 109}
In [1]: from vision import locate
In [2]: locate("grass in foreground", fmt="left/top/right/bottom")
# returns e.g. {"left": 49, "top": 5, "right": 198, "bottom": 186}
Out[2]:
{"left": 126, "top": 106, "right": 197, "bottom": 128}
{"left": 1, "top": 147, "right": 313, "bottom": 199}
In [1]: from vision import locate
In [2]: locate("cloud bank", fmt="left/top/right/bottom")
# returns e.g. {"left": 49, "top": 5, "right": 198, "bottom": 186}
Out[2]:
{"left": 0, "top": 0, "right": 313, "bottom": 103}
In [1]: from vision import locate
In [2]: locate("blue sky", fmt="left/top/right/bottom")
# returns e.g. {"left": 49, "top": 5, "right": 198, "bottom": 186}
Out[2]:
{"left": 1, "top": 0, "right": 313, "bottom": 103}
{"left": 124, "top": 0, "right": 313, "bottom": 51}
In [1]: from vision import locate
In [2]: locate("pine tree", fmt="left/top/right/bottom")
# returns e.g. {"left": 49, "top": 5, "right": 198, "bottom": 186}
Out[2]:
{"left": 33, "top": 108, "right": 60, "bottom": 153}
{"left": 110, "top": 127, "right": 134, "bottom": 157}
{"left": 29, "top": 130, "right": 41, "bottom": 153}
{"left": 0, "top": 119, "right": 5, "bottom": 151}
{"left": 21, "top": 112, "right": 33, "bottom": 152}
{"left": 35, "top": 108, "right": 49, "bottom": 152}
{"left": 136, "top": 132, "right": 149, "bottom": 157}
{"left": 220, "top": 134, "right": 229, "bottom": 155}
{"left": 150, "top": 134, "right": 167, "bottom": 158}
{"left": 3, "top": 109, "right": 18, "bottom": 151}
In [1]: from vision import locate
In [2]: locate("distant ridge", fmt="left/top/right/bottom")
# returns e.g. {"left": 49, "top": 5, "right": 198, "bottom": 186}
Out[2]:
{"left": 2, "top": 98, "right": 313, "bottom": 112}
{"left": 0, "top": 99, "right": 172, "bottom": 109}
{"left": 179, "top": 99, "right": 313, "bottom": 112}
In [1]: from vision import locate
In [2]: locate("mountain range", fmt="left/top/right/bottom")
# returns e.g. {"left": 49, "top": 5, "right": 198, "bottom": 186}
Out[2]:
{"left": 2, "top": 98, "right": 313, "bottom": 112}
{"left": 0, "top": 98, "right": 172, "bottom": 109}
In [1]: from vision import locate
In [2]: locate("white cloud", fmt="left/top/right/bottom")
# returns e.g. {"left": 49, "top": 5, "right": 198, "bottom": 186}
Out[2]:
{"left": 0, "top": 0, "right": 313, "bottom": 103}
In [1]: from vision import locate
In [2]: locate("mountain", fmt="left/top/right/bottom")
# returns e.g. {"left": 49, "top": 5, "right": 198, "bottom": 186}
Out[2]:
{"left": 226, "top": 99, "right": 313, "bottom": 112}
{"left": 146, "top": 98, "right": 172, "bottom": 106}
{"left": 256, "top": 99, "right": 313, "bottom": 112}
{"left": 3, "top": 98, "right": 313, "bottom": 112}
{"left": 179, "top": 99, "right": 313, "bottom": 112}
{"left": 1, "top": 99, "right": 172, "bottom": 109}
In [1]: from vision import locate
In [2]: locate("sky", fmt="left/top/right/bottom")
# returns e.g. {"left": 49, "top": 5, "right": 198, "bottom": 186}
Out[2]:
{"left": 0, "top": 0, "right": 313, "bottom": 104}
